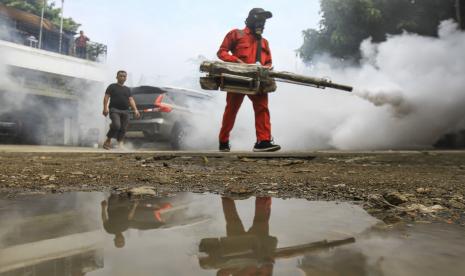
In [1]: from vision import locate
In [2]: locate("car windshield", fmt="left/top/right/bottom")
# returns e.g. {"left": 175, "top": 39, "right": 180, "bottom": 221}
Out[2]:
{"left": 131, "top": 86, "right": 211, "bottom": 110}
{"left": 132, "top": 93, "right": 161, "bottom": 105}
{"left": 131, "top": 86, "right": 164, "bottom": 107}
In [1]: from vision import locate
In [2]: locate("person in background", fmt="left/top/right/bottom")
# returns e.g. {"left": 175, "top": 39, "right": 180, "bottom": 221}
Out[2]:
{"left": 75, "top": 30, "right": 89, "bottom": 59}
{"left": 102, "top": 70, "right": 140, "bottom": 150}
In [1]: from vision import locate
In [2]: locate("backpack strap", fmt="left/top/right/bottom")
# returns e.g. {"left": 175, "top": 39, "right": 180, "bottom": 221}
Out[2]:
{"left": 256, "top": 37, "right": 262, "bottom": 63}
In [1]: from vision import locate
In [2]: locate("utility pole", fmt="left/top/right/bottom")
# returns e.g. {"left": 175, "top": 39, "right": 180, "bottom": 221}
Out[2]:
{"left": 38, "top": 0, "right": 46, "bottom": 49}
{"left": 59, "top": 0, "right": 64, "bottom": 53}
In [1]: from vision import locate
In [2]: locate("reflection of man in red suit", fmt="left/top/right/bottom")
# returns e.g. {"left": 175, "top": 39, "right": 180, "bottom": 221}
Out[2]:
{"left": 217, "top": 8, "right": 281, "bottom": 153}
{"left": 199, "top": 197, "right": 277, "bottom": 276}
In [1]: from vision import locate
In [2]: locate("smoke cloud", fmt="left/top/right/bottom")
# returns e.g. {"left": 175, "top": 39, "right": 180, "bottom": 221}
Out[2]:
{"left": 354, "top": 90, "right": 414, "bottom": 118}
{"left": 330, "top": 20, "right": 465, "bottom": 149}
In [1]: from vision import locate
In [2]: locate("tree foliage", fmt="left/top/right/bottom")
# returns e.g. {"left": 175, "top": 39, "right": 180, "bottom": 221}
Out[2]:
{"left": 299, "top": 0, "right": 457, "bottom": 63}
{"left": 0, "top": 0, "right": 81, "bottom": 32}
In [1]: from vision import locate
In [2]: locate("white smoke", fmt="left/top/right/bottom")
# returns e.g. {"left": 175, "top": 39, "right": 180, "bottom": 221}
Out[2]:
{"left": 355, "top": 89, "right": 414, "bottom": 118}
{"left": 267, "top": 20, "right": 465, "bottom": 150}
{"left": 0, "top": 22, "right": 28, "bottom": 114}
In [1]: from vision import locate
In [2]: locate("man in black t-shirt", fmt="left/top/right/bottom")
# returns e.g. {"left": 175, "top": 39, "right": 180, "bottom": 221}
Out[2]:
{"left": 102, "top": 70, "right": 140, "bottom": 149}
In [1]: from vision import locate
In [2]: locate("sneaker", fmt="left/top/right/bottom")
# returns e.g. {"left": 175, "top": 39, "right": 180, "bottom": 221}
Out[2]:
{"left": 219, "top": 141, "right": 231, "bottom": 152}
{"left": 253, "top": 140, "right": 281, "bottom": 152}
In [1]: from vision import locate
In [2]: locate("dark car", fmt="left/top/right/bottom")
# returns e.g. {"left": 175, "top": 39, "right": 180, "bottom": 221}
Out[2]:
{"left": 127, "top": 86, "right": 212, "bottom": 149}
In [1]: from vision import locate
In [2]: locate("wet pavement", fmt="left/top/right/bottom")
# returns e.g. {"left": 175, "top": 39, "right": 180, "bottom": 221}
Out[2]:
{"left": 0, "top": 192, "right": 465, "bottom": 275}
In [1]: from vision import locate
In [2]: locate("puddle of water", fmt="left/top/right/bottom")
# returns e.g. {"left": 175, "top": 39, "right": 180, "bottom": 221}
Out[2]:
{"left": 0, "top": 192, "right": 464, "bottom": 276}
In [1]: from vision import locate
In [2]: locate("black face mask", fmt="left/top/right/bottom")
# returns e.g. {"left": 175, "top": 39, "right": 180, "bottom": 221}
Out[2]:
{"left": 248, "top": 19, "right": 266, "bottom": 63}
{"left": 246, "top": 16, "right": 267, "bottom": 37}
{"left": 252, "top": 20, "right": 266, "bottom": 36}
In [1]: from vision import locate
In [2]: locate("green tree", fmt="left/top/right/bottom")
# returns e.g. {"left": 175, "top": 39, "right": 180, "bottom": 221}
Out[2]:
{"left": 299, "top": 0, "right": 457, "bottom": 63}
{"left": 0, "top": 0, "right": 81, "bottom": 32}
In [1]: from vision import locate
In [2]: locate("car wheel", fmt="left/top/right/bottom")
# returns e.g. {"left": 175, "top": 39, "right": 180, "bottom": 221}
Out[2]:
{"left": 170, "top": 124, "right": 187, "bottom": 150}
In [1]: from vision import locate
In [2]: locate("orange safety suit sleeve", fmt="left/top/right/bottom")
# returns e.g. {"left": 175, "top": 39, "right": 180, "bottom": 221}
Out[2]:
{"left": 217, "top": 30, "right": 240, "bottom": 63}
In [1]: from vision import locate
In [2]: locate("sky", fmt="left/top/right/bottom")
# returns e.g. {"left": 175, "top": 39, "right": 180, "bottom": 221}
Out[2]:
{"left": 60, "top": 0, "right": 321, "bottom": 84}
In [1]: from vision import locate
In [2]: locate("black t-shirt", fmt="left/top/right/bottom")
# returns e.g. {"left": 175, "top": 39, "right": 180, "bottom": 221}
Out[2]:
{"left": 105, "top": 83, "right": 132, "bottom": 110}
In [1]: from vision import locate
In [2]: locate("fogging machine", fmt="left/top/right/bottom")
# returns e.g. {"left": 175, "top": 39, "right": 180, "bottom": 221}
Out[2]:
{"left": 199, "top": 60, "right": 353, "bottom": 95}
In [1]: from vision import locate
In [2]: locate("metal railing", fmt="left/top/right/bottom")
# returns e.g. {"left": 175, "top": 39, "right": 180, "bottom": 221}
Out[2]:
{"left": 74, "top": 41, "right": 107, "bottom": 62}
{"left": 0, "top": 23, "right": 107, "bottom": 62}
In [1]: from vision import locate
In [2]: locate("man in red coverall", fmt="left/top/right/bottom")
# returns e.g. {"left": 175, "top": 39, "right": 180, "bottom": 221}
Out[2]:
{"left": 217, "top": 8, "right": 281, "bottom": 152}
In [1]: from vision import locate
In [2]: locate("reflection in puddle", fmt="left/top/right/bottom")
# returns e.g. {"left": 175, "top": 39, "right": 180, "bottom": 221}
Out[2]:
{"left": 101, "top": 193, "right": 208, "bottom": 248}
{"left": 199, "top": 197, "right": 355, "bottom": 275}
{"left": 0, "top": 192, "right": 464, "bottom": 275}
{"left": 0, "top": 193, "right": 103, "bottom": 276}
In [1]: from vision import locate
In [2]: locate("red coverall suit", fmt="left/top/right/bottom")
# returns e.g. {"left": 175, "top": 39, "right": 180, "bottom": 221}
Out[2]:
{"left": 217, "top": 27, "right": 273, "bottom": 143}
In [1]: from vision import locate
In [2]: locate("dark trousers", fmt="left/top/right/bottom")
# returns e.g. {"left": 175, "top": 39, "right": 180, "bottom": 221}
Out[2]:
{"left": 76, "top": 46, "right": 87, "bottom": 59}
{"left": 107, "top": 108, "right": 129, "bottom": 141}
